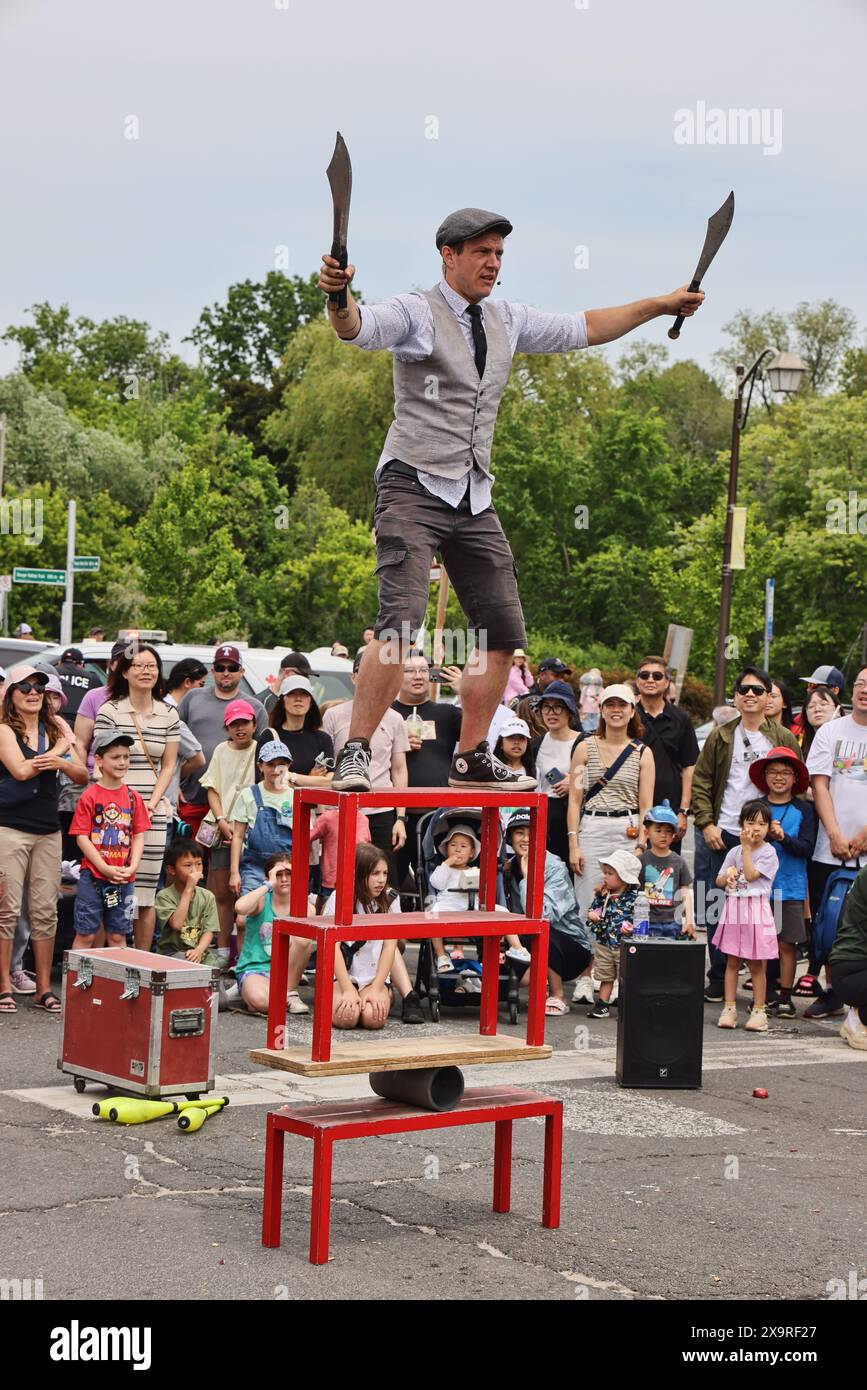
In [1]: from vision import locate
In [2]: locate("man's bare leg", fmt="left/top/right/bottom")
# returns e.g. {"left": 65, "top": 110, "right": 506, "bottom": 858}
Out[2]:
{"left": 456, "top": 648, "right": 512, "bottom": 750}
{"left": 347, "top": 637, "right": 405, "bottom": 741}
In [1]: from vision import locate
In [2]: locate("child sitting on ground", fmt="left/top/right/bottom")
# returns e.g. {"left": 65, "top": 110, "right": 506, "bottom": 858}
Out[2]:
{"left": 429, "top": 823, "right": 531, "bottom": 977}
{"left": 70, "top": 731, "right": 151, "bottom": 949}
{"left": 155, "top": 838, "right": 221, "bottom": 965}
{"left": 324, "top": 843, "right": 399, "bottom": 1030}
{"left": 639, "top": 800, "right": 696, "bottom": 939}
{"left": 233, "top": 851, "right": 315, "bottom": 1015}
{"left": 586, "top": 849, "right": 641, "bottom": 1018}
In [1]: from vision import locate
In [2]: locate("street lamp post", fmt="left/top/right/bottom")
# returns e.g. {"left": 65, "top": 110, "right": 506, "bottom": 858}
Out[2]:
{"left": 713, "top": 350, "right": 806, "bottom": 706}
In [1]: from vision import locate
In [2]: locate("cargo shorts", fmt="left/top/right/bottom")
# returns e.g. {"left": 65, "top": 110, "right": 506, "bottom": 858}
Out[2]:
{"left": 372, "top": 461, "right": 527, "bottom": 651}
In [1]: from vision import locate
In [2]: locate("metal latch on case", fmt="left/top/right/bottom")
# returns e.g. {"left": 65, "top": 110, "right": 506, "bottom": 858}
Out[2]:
{"left": 73, "top": 959, "right": 93, "bottom": 989}
{"left": 119, "top": 968, "right": 141, "bottom": 1001}
{"left": 168, "top": 1008, "right": 205, "bottom": 1037}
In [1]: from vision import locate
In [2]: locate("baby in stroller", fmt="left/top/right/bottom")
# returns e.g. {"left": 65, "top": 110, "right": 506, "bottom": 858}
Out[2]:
{"left": 428, "top": 820, "right": 532, "bottom": 981}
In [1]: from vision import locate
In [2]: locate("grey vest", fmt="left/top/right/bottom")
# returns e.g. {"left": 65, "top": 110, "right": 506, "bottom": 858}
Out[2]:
{"left": 381, "top": 286, "right": 513, "bottom": 480}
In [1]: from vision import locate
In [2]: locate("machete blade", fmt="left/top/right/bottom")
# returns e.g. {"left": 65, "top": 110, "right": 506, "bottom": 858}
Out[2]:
{"left": 326, "top": 131, "right": 352, "bottom": 254}
{"left": 692, "top": 189, "right": 735, "bottom": 287}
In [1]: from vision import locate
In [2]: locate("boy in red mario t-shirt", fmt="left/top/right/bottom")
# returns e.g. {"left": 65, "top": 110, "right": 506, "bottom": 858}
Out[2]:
{"left": 69, "top": 731, "right": 151, "bottom": 947}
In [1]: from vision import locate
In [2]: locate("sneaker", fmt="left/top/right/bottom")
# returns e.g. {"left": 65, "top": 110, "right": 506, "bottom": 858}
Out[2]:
{"left": 804, "top": 991, "right": 845, "bottom": 1021}
{"left": 331, "top": 738, "right": 372, "bottom": 791}
{"left": 401, "top": 990, "right": 425, "bottom": 1024}
{"left": 218, "top": 980, "right": 239, "bottom": 1013}
{"left": 287, "top": 990, "right": 309, "bottom": 1015}
{"left": 505, "top": 946, "right": 531, "bottom": 964}
{"left": 459, "top": 970, "right": 482, "bottom": 994}
{"left": 744, "top": 1007, "right": 769, "bottom": 1032}
{"left": 704, "top": 985, "right": 725, "bottom": 1003}
{"left": 436, "top": 954, "right": 457, "bottom": 975}
{"left": 717, "top": 1003, "right": 738, "bottom": 1029}
{"left": 10, "top": 969, "right": 37, "bottom": 995}
{"left": 448, "top": 741, "right": 537, "bottom": 791}
{"left": 766, "top": 999, "right": 796, "bottom": 1018}
{"left": 840, "top": 1009, "right": 867, "bottom": 1051}
{"left": 587, "top": 1002, "right": 610, "bottom": 1019}
{"left": 572, "top": 976, "right": 595, "bottom": 1005}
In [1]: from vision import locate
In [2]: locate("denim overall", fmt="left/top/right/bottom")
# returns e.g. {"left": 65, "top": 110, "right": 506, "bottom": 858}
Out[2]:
{"left": 239, "top": 784, "right": 293, "bottom": 892}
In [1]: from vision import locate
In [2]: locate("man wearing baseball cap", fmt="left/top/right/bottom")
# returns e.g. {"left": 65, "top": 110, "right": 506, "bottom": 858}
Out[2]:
{"left": 800, "top": 665, "right": 846, "bottom": 700}
{"left": 319, "top": 211, "right": 704, "bottom": 793}
{"left": 528, "top": 657, "right": 573, "bottom": 699}
{"left": 50, "top": 647, "right": 102, "bottom": 717}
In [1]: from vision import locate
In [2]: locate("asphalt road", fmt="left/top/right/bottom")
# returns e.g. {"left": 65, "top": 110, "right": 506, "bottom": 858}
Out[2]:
{"left": 2, "top": 949, "right": 866, "bottom": 1304}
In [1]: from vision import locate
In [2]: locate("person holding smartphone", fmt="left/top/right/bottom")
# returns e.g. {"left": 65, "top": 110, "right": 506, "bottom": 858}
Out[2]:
{"left": 531, "top": 680, "right": 584, "bottom": 865}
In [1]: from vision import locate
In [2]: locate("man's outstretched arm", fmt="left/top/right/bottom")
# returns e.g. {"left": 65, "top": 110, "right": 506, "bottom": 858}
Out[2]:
{"left": 585, "top": 285, "right": 704, "bottom": 346}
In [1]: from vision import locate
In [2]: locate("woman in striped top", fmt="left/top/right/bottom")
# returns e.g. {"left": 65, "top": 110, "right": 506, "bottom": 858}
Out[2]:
{"left": 93, "top": 645, "right": 179, "bottom": 949}
{"left": 566, "top": 683, "right": 655, "bottom": 917}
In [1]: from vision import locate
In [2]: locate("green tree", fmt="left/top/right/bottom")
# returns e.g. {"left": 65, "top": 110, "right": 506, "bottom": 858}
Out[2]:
{"left": 186, "top": 272, "right": 327, "bottom": 382}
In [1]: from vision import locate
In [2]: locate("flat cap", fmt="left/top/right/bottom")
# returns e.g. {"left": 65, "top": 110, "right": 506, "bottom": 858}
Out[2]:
{"left": 435, "top": 207, "right": 513, "bottom": 250}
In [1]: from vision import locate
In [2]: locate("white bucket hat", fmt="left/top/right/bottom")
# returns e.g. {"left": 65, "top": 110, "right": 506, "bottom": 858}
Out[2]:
{"left": 597, "top": 848, "right": 641, "bottom": 885}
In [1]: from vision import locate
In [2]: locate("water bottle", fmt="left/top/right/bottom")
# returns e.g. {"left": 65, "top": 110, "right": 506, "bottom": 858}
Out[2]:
{"left": 632, "top": 891, "right": 650, "bottom": 938}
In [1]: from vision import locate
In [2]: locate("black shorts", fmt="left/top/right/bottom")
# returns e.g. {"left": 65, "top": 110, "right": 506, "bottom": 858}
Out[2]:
{"left": 373, "top": 461, "right": 526, "bottom": 652}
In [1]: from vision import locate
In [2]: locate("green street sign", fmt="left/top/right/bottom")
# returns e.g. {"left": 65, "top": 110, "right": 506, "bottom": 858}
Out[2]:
{"left": 12, "top": 567, "right": 65, "bottom": 586}
{"left": 73, "top": 555, "right": 101, "bottom": 573}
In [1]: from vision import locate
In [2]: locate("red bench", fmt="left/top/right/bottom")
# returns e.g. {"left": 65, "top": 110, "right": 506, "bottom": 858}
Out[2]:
{"left": 262, "top": 1084, "right": 563, "bottom": 1264}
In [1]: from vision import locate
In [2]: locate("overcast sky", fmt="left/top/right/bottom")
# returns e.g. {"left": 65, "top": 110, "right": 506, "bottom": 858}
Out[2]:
{"left": 1, "top": 0, "right": 864, "bottom": 378}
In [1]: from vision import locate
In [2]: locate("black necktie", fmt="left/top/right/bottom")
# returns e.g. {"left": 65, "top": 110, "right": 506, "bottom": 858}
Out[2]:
{"left": 467, "top": 304, "right": 487, "bottom": 379}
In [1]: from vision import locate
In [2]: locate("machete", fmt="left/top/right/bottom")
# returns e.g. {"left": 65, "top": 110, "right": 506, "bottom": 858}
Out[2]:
{"left": 326, "top": 131, "right": 352, "bottom": 311}
{"left": 668, "top": 190, "right": 735, "bottom": 340}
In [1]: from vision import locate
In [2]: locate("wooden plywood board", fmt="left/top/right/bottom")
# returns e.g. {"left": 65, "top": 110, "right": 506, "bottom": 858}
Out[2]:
{"left": 249, "top": 1032, "right": 552, "bottom": 1077}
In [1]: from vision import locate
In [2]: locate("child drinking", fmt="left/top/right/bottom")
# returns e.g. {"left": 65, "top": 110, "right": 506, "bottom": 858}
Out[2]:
{"left": 233, "top": 851, "right": 315, "bottom": 1015}
{"left": 585, "top": 849, "right": 641, "bottom": 1018}
{"left": 428, "top": 823, "right": 530, "bottom": 976}
{"left": 714, "top": 799, "right": 780, "bottom": 1032}
{"left": 324, "top": 843, "right": 399, "bottom": 1030}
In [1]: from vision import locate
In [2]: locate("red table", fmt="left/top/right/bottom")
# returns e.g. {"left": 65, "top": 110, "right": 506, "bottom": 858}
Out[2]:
{"left": 262, "top": 1084, "right": 563, "bottom": 1263}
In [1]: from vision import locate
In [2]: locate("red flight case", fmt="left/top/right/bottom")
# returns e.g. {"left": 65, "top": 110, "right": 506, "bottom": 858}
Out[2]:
{"left": 59, "top": 947, "right": 219, "bottom": 1098}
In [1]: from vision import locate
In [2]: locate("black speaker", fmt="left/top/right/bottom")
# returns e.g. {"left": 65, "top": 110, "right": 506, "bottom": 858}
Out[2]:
{"left": 615, "top": 940, "right": 705, "bottom": 1088}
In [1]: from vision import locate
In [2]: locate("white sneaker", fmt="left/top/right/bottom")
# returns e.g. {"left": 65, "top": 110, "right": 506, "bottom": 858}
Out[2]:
{"left": 287, "top": 991, "right": 309, "bottom": 1015}
{"left": 505, "top": 946, "right": 531, "bottom": 964}
{"left": 459, "top": 971, "right": 482, "bottom": 994}
{"left": 572, "top": 976, "right": 595, "bottom": 1005}
{"left": 717, "top": 1003, "right": 738, "bottom": 1029}
{"left": 10, "top": 969, "right": 37, "bottom": 995}
{"left": 840, "top": 1008, "right": 867, "bottom": 1051}
{"left": 744, "top": 1007, "right": 769, "bottom": 1033}
{"left": 609, "top": 979, "right": 619, "bottom": 1005}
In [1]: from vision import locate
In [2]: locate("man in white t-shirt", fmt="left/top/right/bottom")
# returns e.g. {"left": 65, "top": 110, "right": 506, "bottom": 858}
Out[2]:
{"left": 803, "top": 667, "right": 867, "bottom": 1018}
{"left": 323, "top": 652, "right": 410, "bottom": 881}
{"left": 692, "top": 667, "right": 801, "bottom": 999}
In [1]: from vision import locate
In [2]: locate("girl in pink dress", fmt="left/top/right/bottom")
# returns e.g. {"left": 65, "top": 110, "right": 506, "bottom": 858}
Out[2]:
{"left": 714, "top": 799, "right": 779, "bottom": 1033}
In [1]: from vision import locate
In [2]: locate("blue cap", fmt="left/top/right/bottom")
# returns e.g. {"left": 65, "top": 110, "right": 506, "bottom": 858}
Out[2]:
{"left": 644, "top": 799, "right": 679, "bottom": 828}
{"left": 257, "top": 740, "right": 292, "bottom": 764}
{"left": 538, "top": 679, "right": 578, "bottom": 716}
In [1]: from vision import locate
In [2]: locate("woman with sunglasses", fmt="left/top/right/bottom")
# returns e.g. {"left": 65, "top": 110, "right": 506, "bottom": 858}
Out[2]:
{"left": 0, "top": 666, "right": 88, "bottom": 1014}
{"left": 691, "top": 667, "right": 802, "bottom": 1002}
{"left": 93, "top": 646, "right": 180, "bottom": 951}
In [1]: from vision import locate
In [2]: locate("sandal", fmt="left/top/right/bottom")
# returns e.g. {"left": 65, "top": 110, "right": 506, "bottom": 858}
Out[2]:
{"left": 0, "top": 992, "right": 17, "bottom": 1014}
{"left": 545, "top": 996, "right": 570, "bottom": 1015}
{"left": 793, "top": 974, "right": 821, "bottom": 998}
{"left": 33, "top": 991, "right": 61, "bottom": 1014}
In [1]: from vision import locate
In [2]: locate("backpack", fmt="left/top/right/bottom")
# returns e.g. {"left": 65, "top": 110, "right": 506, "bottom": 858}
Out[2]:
{"left": 814, "top": 865, "right": 860, "bottom": 962}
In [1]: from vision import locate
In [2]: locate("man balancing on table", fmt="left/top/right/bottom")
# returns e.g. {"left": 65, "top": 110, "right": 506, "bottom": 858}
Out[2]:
{"left": 319, "top": 208, "right": 704, "bottom": 793}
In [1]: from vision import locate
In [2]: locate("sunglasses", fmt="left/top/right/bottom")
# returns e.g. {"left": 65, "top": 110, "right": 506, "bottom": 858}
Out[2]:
{"left": 637, "top": 670, "right": 666, "bottom": 681}
{"left": 13, "top": 680, "right": 46, "bottom": 695}
{"left": 737, "top": 684, "right": 767, "bottom": 697}
{"left": 214, "top": 664, "right": 240, "bottom": 673}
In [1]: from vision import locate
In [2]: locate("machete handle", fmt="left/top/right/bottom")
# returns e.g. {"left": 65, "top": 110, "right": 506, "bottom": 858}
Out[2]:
{"left": 328, "top": 243, "right": 348, "bottom": 311}
{"left": 667, "top": 279, "right": 701, "bottom": 341}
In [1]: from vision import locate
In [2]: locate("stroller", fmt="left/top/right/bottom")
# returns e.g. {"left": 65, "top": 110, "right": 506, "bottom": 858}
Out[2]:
{"left": 410, "top": 806, "right": 523, "bottom": 1024}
